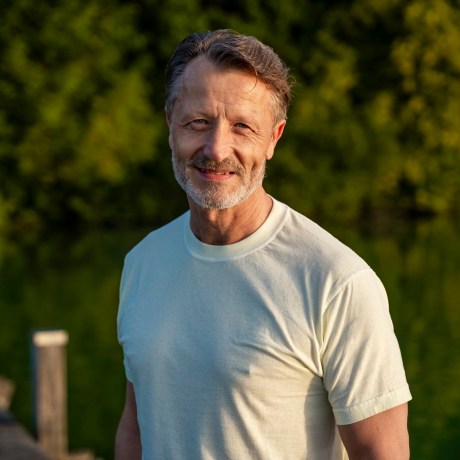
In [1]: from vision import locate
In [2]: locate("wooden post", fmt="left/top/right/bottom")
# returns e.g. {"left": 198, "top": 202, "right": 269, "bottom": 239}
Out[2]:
{"left": 32, "top": 329, "right": 69, "bottom": 460}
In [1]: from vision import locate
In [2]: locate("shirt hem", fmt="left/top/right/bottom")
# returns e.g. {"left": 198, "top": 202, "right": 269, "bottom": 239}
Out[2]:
{"left": 334, "top": 384, "right": 412, "bottom": 425}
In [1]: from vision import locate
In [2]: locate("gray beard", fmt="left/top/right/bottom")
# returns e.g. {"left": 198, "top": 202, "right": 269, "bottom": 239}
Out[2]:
{"left": 172, "top": 151, "right": 266, "bottom": 210}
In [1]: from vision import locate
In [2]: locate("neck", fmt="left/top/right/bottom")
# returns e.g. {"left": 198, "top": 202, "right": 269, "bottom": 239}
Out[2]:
{"left": 188, "top": 189, "right": 273, "bottom": 245}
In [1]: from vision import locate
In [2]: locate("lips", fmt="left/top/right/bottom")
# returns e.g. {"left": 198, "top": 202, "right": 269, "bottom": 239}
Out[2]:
{"left": 198, "top": 168, "right": 235, "bottom": 175}
{"left": 188, "top": 156, "right": 243, "bottom": 176}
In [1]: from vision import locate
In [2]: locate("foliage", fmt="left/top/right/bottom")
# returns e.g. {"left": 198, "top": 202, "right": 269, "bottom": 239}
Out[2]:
{"left": 0, "top": 0, "right": 160, "bottom": 232}
{"left": 1, "top": 0, "right": 459, "bottom": 234}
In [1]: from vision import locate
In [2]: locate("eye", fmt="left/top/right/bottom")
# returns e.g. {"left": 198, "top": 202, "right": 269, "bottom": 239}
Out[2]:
{"left": 183, "top": 119, "right": 209, "bottom": 131}
{"left": 192, "top": 119, "right": 208, "bottom": 126}
{"left": 235, "top": 122, "right": 250, "bottom": 130}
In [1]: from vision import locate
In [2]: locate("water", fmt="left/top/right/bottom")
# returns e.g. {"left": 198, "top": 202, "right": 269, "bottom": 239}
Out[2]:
{"left": 1, "top": 218, "right": 459, "bottom": 459}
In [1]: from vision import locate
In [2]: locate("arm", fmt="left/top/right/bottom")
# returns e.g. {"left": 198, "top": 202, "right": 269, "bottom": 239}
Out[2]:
{"left": 115, "top": 381, "right": 142, "bottom": 460}
{"left": 338, "top": 403, "right": 409, "bottom": 460}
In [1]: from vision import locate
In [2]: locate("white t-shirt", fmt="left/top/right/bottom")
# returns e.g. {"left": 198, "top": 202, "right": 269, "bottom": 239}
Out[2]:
{"left": 118, "top": 198, "right": 411, "bottom": 459}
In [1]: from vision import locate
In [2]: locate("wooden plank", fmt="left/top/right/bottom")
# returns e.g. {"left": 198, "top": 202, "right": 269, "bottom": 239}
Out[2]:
{"left": 0, "top": 409, "right": 51, "bottom": 460}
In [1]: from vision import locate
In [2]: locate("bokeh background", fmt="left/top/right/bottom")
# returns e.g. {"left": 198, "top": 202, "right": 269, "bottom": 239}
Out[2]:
{"left": 1, "top": 0, "right": 459, "bottom": 458}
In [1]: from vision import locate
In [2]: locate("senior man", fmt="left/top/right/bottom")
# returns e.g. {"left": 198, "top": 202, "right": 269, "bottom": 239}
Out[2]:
{"left": 115, "top": 29, "right": 411, "bottom": 459}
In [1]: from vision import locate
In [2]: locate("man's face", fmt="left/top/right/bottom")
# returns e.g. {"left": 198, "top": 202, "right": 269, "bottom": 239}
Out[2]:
{"left": 167, "top": 56, "right": 285, "bottom": 210}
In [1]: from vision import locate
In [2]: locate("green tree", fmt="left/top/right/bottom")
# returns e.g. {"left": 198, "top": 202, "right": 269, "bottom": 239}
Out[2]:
{"left": 260, "top": 0, "right": 460, "bottom": 219}
{"left": 0, "top": 0, "right": 160, "bottom": 232}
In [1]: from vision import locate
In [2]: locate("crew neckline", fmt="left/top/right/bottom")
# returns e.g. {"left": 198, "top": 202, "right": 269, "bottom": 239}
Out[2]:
{"left": 183, "top": 198, "right": 288, "bottom": 261}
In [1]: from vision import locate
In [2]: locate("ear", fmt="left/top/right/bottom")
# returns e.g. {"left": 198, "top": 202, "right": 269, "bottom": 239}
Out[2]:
{"left": 166, "top": 111, "right": 173, "bottom": 150}
{"left": 266, "top": 119, "right": 286, "bottom": 160}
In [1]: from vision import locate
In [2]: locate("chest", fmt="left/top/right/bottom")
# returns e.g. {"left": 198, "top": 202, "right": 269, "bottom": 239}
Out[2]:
{"left": 122, "top": 260, "right": 324, "bottom": 394}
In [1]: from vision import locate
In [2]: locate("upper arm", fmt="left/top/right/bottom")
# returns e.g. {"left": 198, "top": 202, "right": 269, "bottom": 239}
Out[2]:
{"left": 115, "top": 381, "right": 141, "bottom": 460}
{"left": 338, "top": 403, "right": 410, "bottom": 460}
{"left": 119, "top": 381, "right": 139, "bottom": 432}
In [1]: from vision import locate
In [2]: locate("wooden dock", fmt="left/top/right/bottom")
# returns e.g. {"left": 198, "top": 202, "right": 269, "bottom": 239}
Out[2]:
{"left": 0, "top": 409, "right": 93, "bottom": 460}
{"left": 0, "top": 330, "right": 95, "bottom": 460}
{"left": 0, "top": 376, "right": 50, "bottom": 459}
{"left": 0, "top": 410, "right": 51, "bottom": 460}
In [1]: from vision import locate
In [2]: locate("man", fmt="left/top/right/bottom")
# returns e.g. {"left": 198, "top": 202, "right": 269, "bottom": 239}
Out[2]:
{"left": 115, "top": 29, "right": 411, "bottom": 459}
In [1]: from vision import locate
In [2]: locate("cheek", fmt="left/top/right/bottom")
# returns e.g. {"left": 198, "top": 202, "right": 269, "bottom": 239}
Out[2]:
{"left": 171, "top": 129, "right": 203, "bottom": 150}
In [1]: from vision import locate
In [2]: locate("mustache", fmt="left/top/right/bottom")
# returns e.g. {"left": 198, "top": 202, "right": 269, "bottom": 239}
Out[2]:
{"left": 187, "top": 155, "right": 244, "bottom": 175}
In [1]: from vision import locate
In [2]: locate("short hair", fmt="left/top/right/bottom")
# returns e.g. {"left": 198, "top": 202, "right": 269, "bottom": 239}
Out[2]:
{"left": 165, "top": 29, "right": 292, "bottom": 121}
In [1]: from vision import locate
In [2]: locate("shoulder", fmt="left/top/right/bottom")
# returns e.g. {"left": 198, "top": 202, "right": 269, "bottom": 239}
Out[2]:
{"left": 125, "top": 212, "right": 188, "bottom": 267}
{"left": 274, "top": 201, "right": 370, "bottom": 281}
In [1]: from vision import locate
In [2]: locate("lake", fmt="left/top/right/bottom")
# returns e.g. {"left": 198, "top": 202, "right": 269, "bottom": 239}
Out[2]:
{"left": 1, "top": 216, "right": 459, "bottom": 459}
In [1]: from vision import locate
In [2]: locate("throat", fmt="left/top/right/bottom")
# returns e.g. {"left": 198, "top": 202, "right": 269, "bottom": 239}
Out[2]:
{"left": 189, "top": 192, "right": 273, "bottom": 245}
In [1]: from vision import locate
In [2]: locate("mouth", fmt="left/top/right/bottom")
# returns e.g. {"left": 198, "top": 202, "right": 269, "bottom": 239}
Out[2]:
{"left": 197, "top": 168, "right": 236, "bottom": 175}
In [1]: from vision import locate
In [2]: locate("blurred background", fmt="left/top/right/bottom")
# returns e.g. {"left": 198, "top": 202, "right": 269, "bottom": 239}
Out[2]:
{"left": 1, "top": 0, "right": 459, "bottom": 458}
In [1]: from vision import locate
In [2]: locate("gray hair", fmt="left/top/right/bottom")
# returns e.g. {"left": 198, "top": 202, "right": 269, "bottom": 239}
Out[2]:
{"left": 165, "top": 29, "right": 292, "bottom": 121}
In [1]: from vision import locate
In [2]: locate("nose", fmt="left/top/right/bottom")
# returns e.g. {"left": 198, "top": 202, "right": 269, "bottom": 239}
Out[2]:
{"left": 203, "top": 123, "right": 232, "bottom": 163}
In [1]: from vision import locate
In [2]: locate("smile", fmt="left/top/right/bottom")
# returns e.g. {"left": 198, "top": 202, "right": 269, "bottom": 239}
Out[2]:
{"left": 198, "top": 168, "right": 235, "bottom": 175}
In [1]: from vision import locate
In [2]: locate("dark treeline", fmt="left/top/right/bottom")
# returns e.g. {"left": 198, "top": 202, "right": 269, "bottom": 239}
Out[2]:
{"left": 1, "top": 0, "right": 459, "bottom": 234}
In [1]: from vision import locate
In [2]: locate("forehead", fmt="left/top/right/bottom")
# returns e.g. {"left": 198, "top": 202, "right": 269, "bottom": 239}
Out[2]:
{"left": 174, "top": 56, "right": 275, "bottom": 115}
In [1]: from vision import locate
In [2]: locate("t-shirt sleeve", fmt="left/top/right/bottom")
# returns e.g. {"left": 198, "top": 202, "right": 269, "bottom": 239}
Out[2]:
{"left": 117, "top": 257, "right": 134, "bottom": 383}
{"left": 321, "top": 269, "right": 412, "bottom": 425}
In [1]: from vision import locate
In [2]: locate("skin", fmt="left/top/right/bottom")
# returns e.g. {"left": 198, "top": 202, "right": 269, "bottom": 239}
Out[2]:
{"left": 338, "top": 403, "right": 410, "bottom": 459}
{"left": 115, "top": 382, "right": 141, "bottom": 460}
{"left": 115, "top": 56, "right": 410, "bottom": 459}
